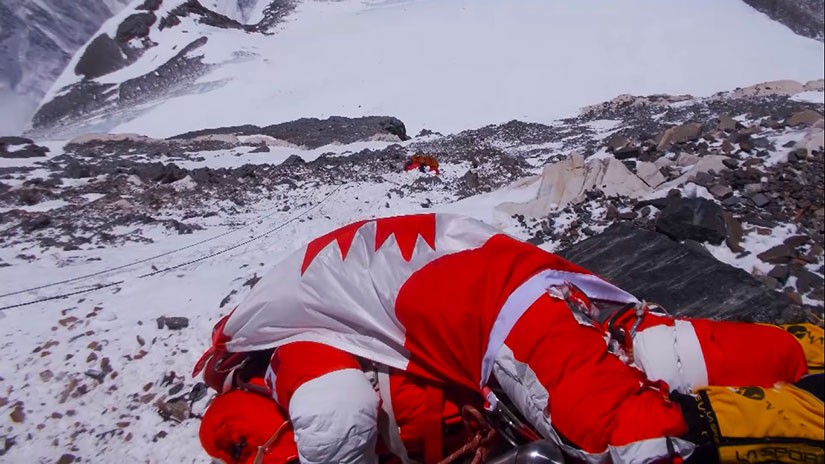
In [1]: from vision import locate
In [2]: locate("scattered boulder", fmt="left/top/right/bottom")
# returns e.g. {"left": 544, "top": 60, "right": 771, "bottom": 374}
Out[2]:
{"left": 716, "top": 113, "right": 739, "bottom": 132}
{"left": 757, "top": 244, "right": 796, "bottom": 264}
{"left": 790, "top": 265, "right": 824, "bottom": 294}
{"left": 730, "top": 80, "right": 805, "bottom": 98}
{"left": 9, "top": 404, "right": 25, "bottom": 423}
{"left": 722, "top": 156, "right": 738, "bottom": 168}
{"left": 459, "top": 170, "right": 481, "bottom": 192}
{"left": 657, "top": 123, "right": 703, "bottom": 150}
{"left": 636, "top": 161, "right": 666, "bottom": 188}
{"left": 416, "top": 128, "right": 440, "bottom": 137}
{"left": 249, "top": 144, "right": 270, "bottom": 153}
{"left": 282, "top": 154, "right": 305, "bottom": 165}
{"left": 709, "top": 184, "right": 733, "bottom": 200}
{"left": 243, "top": 274, "right": 261, "bottom": 289}
{"left": 787, "top": 109, "right": 824, "bottom": 127}
{"left": 558, "top": 223, "right": 802, "bottom": 322}
{"left": 676, "top": 153, "right": 700, "bottom": 167}
{"left": 157, "top": 316, "right": 189, "bottom": 330}
{"left": 768, "top": 265, "right": 790, "bottom": 284}
{"left": 750, "top": 193, "right": 772, "bottom": 207}
{"left": 56, "top": 454, "right": 78, "bottom": 464}
{"left": 132, "top": 162, "right": 188, "bottom": 184}
{"left": 613, "top": 146, "right": 641, "bottom": 160}
{"left": 606, "top": 134, "right": 631, "bottom": 152}
{"left": 156, "top": 398, "right": 188, "bottom": 422}
{"left": 22, "top": 215, "right": 52, "bottom": 233}
{"left": 655, "top": 197, "right": 727, "bottom": 245}
{"left": 63, "top": 161, "right": 99, "bottom": 178}
{"left": 784, "top": 235, "right": 809, "bottom": 248}
{"left": 721, "top": 211, "right": 744, "bottom": 253}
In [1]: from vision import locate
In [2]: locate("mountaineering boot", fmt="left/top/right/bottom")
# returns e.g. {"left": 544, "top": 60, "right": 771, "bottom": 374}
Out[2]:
{"left": 674, "top": 380, "right": 825, "bottom": 464}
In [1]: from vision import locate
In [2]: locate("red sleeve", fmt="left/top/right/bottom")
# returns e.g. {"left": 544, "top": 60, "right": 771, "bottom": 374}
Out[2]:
{"left": 270, "top": 341, "right": 362, "bottom": 408}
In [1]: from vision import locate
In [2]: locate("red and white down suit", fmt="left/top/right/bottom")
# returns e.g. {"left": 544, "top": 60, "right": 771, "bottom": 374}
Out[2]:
{"left": 209, "top": 213, "right": 807, "bottom": 463}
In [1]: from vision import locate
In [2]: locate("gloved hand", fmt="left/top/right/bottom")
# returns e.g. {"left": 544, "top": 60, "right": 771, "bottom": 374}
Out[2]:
{"left": 199, "top": 386, "right": 297, "bottom": 464}
{"left": 672, "top": 378, "right": 825, "bottom": 464}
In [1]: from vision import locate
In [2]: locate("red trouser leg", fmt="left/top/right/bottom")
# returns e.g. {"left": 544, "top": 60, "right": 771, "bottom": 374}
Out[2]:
{"left": 691, "top": 319, "right": 808, "bottom": 386}
{"left": 494, "top": 295, "right": 688, "bottom": 454}
{"left": 625, "top": 312, "right": 809, "bottom": 392}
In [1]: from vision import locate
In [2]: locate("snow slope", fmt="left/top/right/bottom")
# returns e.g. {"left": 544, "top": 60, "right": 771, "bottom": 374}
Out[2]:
{"left": 84, "top": 0, "right": 825, "bottom": 138}
{"left": 2, "top": 84, "right": 824, "bottom": 461}
{"left": 0, "top": 140, "right": 525, "bottom": 463}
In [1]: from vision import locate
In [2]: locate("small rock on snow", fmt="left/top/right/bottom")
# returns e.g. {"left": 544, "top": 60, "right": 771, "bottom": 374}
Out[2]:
{"left": 161, "top": 317, "right": 189, "bottom": 330}
{"left": 757, "top": 244, "right": 796, "bottom": 264}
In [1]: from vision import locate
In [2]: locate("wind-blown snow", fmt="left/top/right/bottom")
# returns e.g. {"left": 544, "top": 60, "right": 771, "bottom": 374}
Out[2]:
{"left": 106, "top": 0, "right": 825, "bottom": 138}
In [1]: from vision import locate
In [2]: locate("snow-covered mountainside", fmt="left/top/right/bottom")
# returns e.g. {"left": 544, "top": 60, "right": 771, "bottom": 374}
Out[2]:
{"left": 0, "top": 0, "right": 133, "bottom": 136}
{"left": 1, "top": 80, "right": 823, "bottom": 462}
{"left": 29, "top": 0, "right": 825, "bottom": 140}
{"left": 1, "top": 0, "right": 824, "bottom": 462}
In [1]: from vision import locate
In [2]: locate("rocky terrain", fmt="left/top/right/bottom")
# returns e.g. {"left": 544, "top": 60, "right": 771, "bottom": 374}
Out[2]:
{"left": 0, "top": 80, "right": 823, "bottom": 462}
{"left": 3, "top": 80, "right": 824, "bottom": 311}
{"left": 743, "top": 0, "right": 824, "bottom": 41}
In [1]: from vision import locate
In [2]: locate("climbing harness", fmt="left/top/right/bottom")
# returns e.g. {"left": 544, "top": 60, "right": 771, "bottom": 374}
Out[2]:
{"left": 438, "top": 405, "right": 497, "bottom": 464}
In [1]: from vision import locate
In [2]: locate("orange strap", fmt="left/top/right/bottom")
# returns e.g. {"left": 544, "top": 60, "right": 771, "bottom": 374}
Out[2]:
{"left": 423, "top": 384, "right": 445, "bottom": 463}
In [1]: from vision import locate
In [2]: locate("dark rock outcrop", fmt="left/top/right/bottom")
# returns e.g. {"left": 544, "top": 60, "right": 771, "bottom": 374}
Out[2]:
{"left": 282, "top": 154, "right": 305, "bottom": 165}
{"left": 136, "top": 0, "right": 162, "bottom": 11}
{"left": 159, "top": 0, "right": 252, "bottom": 31}
{"left": 0, "top": 136, "right": 34, "bottom": 146}
{"left": 742, "top": 0, "right": 824, "bottom": 42}
{"left": 172, "top": 116, "right": 410, "bottom": 149}
{"left": 119, "top": 36, "right": 211, "bottom": 104}
{"left": 35, "top": 37, "right": 211, "bottom": 131}
{"left": 116, "top": 13, "right": 156, "bottom": 43}
{"left": 74, "top": 34, "right": 128, "bottom": 79}
{"left": 558, "top": 223, "right": 802, "bottom": 322}
{"left": 655, "top": 197, "right": 727, "bottom": 245}
{"left": 31, "top": 81, "right": 116, "bottom": 130}
{"left": 0, "top": 143, "right": 49, "bottom": 159}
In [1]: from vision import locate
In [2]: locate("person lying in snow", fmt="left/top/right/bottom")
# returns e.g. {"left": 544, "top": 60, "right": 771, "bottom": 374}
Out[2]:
{"left": 194, "top": 213, "right": 825, "bottom": 464}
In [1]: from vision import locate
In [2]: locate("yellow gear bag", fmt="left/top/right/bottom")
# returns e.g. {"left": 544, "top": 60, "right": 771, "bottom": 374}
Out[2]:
{"left": 780, "top": 323, "right": 825, "bottom": 374}
{"left": 695, "top": 383, "right": 824, "bottom": 463}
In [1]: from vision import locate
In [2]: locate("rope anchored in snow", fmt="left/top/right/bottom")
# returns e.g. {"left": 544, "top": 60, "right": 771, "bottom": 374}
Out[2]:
{"left": 138, "top": 186, "right": 340, "bottom": 278}
{"left": 0, "top": 281, "right": 126, "bottom": 312}
{"left": 0, "top": 189, "right": 332, "bottom": 299}
{"left": 0, "top": 186, "right": 342, "bottom": 312}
